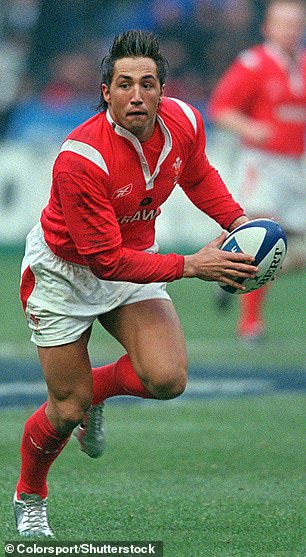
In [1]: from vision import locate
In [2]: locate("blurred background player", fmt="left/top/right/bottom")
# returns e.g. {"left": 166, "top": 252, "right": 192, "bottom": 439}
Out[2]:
{"left": 14, "top": 30, "right": 257, "bottom": 537}
{"left": 209, "top": 0, "right": 306, "bottom": 341}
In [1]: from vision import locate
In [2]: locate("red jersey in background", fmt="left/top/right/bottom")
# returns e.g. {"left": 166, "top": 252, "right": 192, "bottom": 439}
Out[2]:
{"left": 209, "top": 43, "right": 306, "bottom": 156}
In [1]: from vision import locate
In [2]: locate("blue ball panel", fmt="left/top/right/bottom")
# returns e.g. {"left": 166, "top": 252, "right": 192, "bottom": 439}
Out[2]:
{"left": 219, "top": 219, "right": 287, "bottom": 294}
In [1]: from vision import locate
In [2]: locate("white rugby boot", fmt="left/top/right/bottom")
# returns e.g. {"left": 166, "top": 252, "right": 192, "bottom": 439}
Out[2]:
{"left": 73, "top": 402, "right": 106, "bottom": 458}
{"left": 13, "top": 492, "right": 54, "bottom": 537}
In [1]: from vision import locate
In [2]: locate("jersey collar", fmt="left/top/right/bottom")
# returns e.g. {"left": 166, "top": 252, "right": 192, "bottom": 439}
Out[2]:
{"left": 264, "top": 40, "right": 300, "bottom": 69}
{"left": 106, "top": 109, "right": 172, "bottom": 190}
{"left": 264, "top": 41, "right": 304, "bottom": 94}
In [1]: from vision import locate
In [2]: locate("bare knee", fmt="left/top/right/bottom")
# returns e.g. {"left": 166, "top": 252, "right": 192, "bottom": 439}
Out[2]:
{"left": 144, "top": 361, "right": 187, "bottom": 400}
{"left": 47, "top": 390, "right": 92, "bottom": 435}
{"left": 38, "top": 336, "right": 94, "bottom": 434}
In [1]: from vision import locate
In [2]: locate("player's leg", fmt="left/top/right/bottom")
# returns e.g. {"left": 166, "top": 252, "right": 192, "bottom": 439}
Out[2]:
{"left": 238, "top": 230, "right": 306, "bottom": 340}
{"left": 237, "top": 152, "right": 305, "bottom": 340}
{"left": 38, "top": 328, "right": 93, "bottom": 433}
{"left": 237, "top": 230, "right": 305, "bottom": 340}
{"left": 235, "top": 150, "right": 273, "bottom": 339}
{"left": 96, "top": 298, "right": 188, "bottom": 400}
{"left": 14, "top": 329, "right": 93, "bottom": 536}
{"left": 74, "top": 298, "right": 187, "bottom": 459}
{"left": 237, "top": 285, "right": 267, "bottom": 340}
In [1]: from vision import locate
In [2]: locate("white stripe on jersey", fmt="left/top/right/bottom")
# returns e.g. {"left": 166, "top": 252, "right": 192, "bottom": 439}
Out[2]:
{"left": 60, "top": 139, "right": 109, "bottom": 175}
{"left": 168, "top": 98, "right": 197, "bottom": 133}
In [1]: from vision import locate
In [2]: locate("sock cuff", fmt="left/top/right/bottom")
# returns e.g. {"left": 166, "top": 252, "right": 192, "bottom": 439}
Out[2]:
{"left": 41, "top": 405, "right": 65, "bottom": 440}
{"left": 30, "top": 403, "right": 70, "bottom": 442}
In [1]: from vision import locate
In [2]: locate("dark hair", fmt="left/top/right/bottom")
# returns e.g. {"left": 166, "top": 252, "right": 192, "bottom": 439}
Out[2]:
{"left": 97, "top": 30, "right": 168, "bottom": 111}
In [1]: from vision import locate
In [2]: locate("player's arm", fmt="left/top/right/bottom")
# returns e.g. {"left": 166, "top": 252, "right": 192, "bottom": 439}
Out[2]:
{"left": 208, "top": 55, "right": 273, "bottom": 145}
{"left": 228, "top": 215, "right": 249, "bottom": 231}
{"left": 87, "top": 232, "right": 257, "bottom": 290}
{"left": 57, "top": 166, "right": 256, "bottom": 289}
{"left": 212, "top": 109, "right": 273, "bottom": 145}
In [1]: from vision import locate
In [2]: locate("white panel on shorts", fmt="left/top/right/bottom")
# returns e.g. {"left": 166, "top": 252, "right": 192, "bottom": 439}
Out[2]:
{"left": 22, "top": 224, "right": 171, "bottom": 347}
{"left": 169, "top": 98, "right": 197, "bottom": 133}
{"left": 60, "top": 139, "right": 109, "bottom": 175}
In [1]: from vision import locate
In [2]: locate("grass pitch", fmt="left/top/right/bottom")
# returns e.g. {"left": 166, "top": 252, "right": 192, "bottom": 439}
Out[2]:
{"left": 1, "top": 395, "right": 305, "bottom": 556}
{"left": 1, "top": 252, "right": 305, "bottom": 555}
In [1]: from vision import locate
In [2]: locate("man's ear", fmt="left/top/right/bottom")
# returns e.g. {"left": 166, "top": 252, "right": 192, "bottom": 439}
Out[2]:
{"left": 158, "top": 83, "right": 165, "bottom": 106}
{"left": 102, "top": 83, "right": 110, "bottom": 104}
{"left": 160, "top": 83, "right": 165, "bottom": 100}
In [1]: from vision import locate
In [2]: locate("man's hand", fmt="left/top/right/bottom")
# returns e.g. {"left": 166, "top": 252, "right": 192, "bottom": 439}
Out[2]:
{"left": 228, "top": 215, "right": 249, "bottom": 232}
{"left": 183, "top": 231, "right": 258, "bottom": 291}
{"left": 214, "top": 110, "right": 274, "bottom": 146}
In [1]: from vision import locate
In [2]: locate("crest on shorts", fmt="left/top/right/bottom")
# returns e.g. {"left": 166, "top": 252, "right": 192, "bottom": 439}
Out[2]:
{"left": 28, "top": 312, "right": 42, "bottom": 335}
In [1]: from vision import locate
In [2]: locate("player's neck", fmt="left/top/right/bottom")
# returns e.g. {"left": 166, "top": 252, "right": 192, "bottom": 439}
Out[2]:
{"left": 266, "top": 40, "right": 299, "bottom": 66}
{"left": 134, "top": 118, "right": 158, "bottom": 143}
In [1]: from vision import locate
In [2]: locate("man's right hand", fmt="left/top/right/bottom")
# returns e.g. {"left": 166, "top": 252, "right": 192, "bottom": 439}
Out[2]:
{"left": 183, "top": 232, "right": 258, "bottom": 292}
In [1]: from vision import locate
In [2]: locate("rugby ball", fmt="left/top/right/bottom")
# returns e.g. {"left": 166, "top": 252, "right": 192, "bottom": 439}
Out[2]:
{"left": 219, "top": 219, "right": 287, "bottom": 294}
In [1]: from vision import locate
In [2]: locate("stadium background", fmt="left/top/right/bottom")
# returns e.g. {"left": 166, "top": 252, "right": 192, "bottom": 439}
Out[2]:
{"left": 0, "top": 1, "right": 305, "bottom": 554}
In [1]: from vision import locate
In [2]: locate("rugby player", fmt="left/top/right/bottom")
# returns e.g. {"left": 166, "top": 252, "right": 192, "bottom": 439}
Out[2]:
{"left": 14, "top": 30, "right": 257, "bottom": 536}
{"left": 209, "top": 0, "right": 306, "bottom": 340}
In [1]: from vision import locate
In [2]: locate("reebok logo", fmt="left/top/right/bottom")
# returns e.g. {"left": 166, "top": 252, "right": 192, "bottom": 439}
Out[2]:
{"left": 112, "top": 183, "right": 133, "bottom": 199}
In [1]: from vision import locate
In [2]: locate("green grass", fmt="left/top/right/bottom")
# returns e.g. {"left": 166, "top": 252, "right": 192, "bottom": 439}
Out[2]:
{"left": 1, "top": 395, "right": 305, "bottom": 556}
{"left": 0, "top": 251, "right": 304, "bottom": 554}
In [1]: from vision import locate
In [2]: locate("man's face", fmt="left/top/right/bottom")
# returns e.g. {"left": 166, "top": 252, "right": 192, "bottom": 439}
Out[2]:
{"left": 102, "top": 57, "right": 164, "bottom": 142}
{"left": 263, "top": 2, "right": 305, "bottom": 55}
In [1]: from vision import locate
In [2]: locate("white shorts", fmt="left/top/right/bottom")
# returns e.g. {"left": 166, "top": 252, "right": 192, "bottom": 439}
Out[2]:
{"left": 236, "top": 148, "right": 306, "bottom": 235}
{"left": 21, "top": 223, "right": 171, "bottom": 347}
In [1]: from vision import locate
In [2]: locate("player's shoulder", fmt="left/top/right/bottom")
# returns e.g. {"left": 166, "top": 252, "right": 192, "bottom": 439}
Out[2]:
{"left": 237, "top": 44, "right": 266, "bottom": 70}
{"left": 158, "top": 96, "right": 201, "bottom": 135}
{"left": 55, "top": 112, "right": 109, "bottom": 176}
{"left": 66, "top": 111, "right": 106, "bottom": 143}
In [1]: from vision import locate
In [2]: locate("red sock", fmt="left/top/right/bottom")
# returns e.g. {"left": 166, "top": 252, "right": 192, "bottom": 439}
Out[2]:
{"left": 238, "top": 285, "right": 268, "bottom": 336}
{"left": 16, "top": 403, "right": 70, "bottom": 499}
{"left": 92, "top": 354, "right": 154, "bottom": 405}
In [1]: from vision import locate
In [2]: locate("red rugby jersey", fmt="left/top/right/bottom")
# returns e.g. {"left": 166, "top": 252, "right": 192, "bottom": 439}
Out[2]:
{"left": 209, "top": 43, "right": 306, "bottom": 156}
{"left": 41, "top": 97, "right": 244, "bottom": 283}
